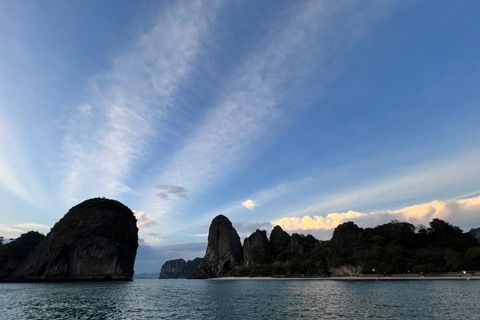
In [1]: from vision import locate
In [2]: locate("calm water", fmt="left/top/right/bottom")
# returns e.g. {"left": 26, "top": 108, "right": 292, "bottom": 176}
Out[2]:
{"left": 1, "top": 279, "right": 479, "bottom": 319}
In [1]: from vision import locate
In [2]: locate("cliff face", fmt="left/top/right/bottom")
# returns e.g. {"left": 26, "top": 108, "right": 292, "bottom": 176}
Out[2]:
{"left": 191, "top": 215, "right": 243, "bottom": 278}
{"left": 270, "top": 226, "right": 291, "bottom": 261}
{"left": 16, "top": 198, "right": 138, "bottom": 281}
{"left": 243, "top": 229, "right": 271, "bottom": 266}
{"left": 159, "top": 258, "right": 203, "bottom": 279}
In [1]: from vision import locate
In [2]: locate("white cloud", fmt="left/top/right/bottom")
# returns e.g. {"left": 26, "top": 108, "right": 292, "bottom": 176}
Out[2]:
{"left": 15, "top": 223, "right": 50, "bottom": 230}
{"left": 242, "top": 199, "right": 257, "bottom": 211}
{"left": 61, "top": 1, "right": 222, "bottom": 206}
{"left": 273, "top": 196, "right": 480, "bottom": 232}
{"left": 0, "top": 224, "right": 21, "bottom": 233}
{"left": 133, "top": 210, "right": 158, "bottom": 230}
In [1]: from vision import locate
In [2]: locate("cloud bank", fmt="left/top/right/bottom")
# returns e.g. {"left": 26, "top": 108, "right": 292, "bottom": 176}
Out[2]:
{"left": 273, "top": 196, "right": 480, "bottom": 232}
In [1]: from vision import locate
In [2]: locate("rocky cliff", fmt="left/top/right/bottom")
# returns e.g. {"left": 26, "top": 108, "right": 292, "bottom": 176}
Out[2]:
{"left": 191, "top": 215, "right": 243, "bottom": 278}
{"left": 243, "top": 229, "right": 271, "bottom": 266}
{"left": 15, "top": 198, "right": 138, "bottom": 281}
{"left": 270, "top": 225, "right": 291, "bottom": 261}
{"left": 159, "top": 258, "right": 203, "bottom": 279}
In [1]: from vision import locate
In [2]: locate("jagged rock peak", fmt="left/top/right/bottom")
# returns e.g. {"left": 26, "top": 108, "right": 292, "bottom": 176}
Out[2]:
{"left": 243, "top": 229, "right": 271, "bottom": 266}
{"left": 270, "top": 225, "right": 291, "bottom": 258}
{"left": 191, "top": 215, "right": 243, "bottom": 278}
{"left": 16, "top": 197, "right": 138, "bottom": 281}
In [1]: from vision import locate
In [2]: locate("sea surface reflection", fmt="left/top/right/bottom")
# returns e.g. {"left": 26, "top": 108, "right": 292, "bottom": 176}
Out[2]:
{"left": 1, "top": 279, "right": 479, "bottom": 319}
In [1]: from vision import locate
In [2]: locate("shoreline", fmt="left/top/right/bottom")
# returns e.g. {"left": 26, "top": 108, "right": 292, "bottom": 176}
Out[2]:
{"left": 209, "top": 275, "right": 480, "bottom": 281}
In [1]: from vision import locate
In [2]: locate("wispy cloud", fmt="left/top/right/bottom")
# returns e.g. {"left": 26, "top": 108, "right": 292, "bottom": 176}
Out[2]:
{"left": 141, "top": 0, "right": 394, "bottom": 215}
{"left": 286, "top": 151, "right": 480, "bottom": 219}
{"left": 0, "top": 224, "right": 21, "bottom": 233}
{"left": 15, "top": 223, "right": 50, "bottom": 230}
{"left": 242, "top": 199, "right": 257, "bottom": 211}
{"left": 273, "top": 196, "right": 480, "bottom": 232}
{"left": 157, "top": 185, "right": 188, "bottom": 200}
{"left": 189, "top": 233, "right": 208, "bottom": 238}
{"left": 61, "top": 1, "right": 221, "bottom": 207}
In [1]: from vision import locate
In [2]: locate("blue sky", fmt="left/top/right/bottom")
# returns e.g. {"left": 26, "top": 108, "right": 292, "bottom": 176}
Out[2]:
{"left": 1, "top": 0, "right": 480, "bottom": 272}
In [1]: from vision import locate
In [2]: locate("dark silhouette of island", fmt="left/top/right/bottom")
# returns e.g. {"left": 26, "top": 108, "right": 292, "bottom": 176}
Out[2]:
{"left": 190, "top": 215, "right": 480, "bottom": 278}
{"left": 159, "top": 258, "right": 203, "bottom": 279}
{"left": 0, "top": 197, "right": 138, "bottom": 282}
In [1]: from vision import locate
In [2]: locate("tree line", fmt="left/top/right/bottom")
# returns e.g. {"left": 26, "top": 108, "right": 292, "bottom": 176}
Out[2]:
{"left": 229, "top": 218, "right": 480, "bottom": 277}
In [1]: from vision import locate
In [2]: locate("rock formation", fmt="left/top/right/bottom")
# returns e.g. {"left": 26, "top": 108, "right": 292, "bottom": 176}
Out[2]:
{"left": 190, "top": 215, "right": 243, "bottom": 278}
{"left": 269, "top": 225, "right": 291, "bottom": 261}
{"left": 159, "top": 258, "right": 203, "bottom": 279}
{"left": 15, "top": 198, "right": 138, "bottom": 281}
{"left": 469, "top": 227, "right": 480, "bottom": 243}
{"left": 243, "top": 229, "right": 271, "bottom": 266}
{"left": 0, "top": 231, "right": 45, "bottom": 281}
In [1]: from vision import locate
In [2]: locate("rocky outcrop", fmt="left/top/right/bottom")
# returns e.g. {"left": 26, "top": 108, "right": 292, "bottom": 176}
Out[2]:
{"left": 469, "top": 227, "right": 480, "bottom": 243}
{"left": 270, "top": 226, "right": 291, "bottom": 261}
{"left": 159, "top": 258, "right": 203, "bottom": 279}
{"left": 190, "top": 215, "right": 243, "bottom": 278}
{"left": 15, "top": 198, "right": 138, "bottom": 281}
{"left": 243, "top": 230, "right": 271, "bottom": 266}
{"left": 0, "top": 231, "right": 45, "bottom": 281}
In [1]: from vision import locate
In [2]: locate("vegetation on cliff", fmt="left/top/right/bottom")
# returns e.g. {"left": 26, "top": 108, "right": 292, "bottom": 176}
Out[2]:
{"left": 195, "top": 215, "right": 480, "bottom": 278}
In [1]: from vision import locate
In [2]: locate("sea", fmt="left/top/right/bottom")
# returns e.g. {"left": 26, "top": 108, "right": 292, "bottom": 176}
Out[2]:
{"left": 1, "top": 279, "right": 479, "bottom": 319}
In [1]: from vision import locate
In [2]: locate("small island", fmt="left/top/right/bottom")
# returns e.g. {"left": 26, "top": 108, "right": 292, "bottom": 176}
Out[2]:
{"left": 0, "top": 198, "right": 138, "bottom": 282}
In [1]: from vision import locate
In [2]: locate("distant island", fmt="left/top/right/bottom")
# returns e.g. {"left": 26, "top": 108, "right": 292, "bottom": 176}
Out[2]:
{"left": 0, "top": 198, "right": 138, "bottom": 282}
{"left": 159, "top": 258, "right": 203, "bottom": 279}
{"left": 188, "top": 215, "right": 480, "bottom": 279}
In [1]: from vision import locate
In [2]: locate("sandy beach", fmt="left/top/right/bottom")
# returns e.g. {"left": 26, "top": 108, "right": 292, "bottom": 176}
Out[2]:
{"left": 210, "top": 275, "right": 480, "bottom": 281}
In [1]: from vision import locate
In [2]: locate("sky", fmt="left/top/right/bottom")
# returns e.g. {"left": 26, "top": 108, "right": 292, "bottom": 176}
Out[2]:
{"left": 1, "top": 0, "right": 480, "bottom": 273}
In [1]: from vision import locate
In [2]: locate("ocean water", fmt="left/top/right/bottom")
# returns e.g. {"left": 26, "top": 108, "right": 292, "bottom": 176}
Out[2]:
{"left": 1, "top": 279, "right": 479, "bottom": 319}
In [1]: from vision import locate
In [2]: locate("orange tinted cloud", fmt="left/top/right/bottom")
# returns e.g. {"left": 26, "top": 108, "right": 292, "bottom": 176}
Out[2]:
{"left": 273, "top": 196, "right": 480, "bottom": 231}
